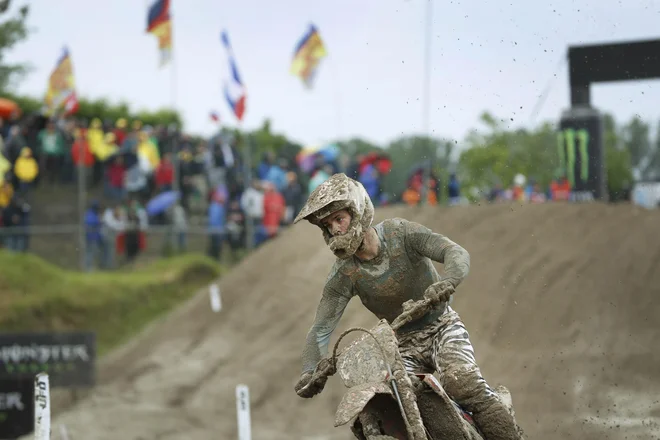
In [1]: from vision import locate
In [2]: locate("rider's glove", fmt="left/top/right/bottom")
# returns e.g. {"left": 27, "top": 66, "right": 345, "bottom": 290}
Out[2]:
{"left": 294, "top": 371, "right": 328, "bottom": 399}
{"left": 423, "top": 279, "right": 456, "bottom": 304}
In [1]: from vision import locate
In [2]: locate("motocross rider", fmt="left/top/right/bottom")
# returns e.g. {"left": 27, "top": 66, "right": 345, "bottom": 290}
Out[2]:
{"left": 293, "top": 173, "right": 524, "bottom": 440}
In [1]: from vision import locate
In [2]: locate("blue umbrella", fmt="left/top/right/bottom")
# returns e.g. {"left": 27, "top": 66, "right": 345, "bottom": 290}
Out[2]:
{"left": 146, "top": 191, "right": 181, "bottom": 216}
{"left": 318, "top": 144, "right": 340, "bottom": 162}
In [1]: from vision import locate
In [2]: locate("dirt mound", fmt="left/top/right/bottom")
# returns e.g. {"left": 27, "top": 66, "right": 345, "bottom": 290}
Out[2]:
{"left": 24, "top": 203, "right": 660, "bottom": 439}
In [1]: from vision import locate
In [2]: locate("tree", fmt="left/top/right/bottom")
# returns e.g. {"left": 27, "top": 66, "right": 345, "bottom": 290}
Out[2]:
{"left": 223, "top": 119, "right": 303, "bottom": 171}
{"left": 3, "top": 91, "right": 183, "bottom": 127}
{"left": 621, "top": 116, "right": 652, "bottom": 178}
{"left": 0, "top": 0, "right": 30, "bottom": 92}
{"left": 457, "top": 112, "right": 557, "bottom": 191}
{"left": 336, "top": 138, "right": 381, "bottom": 157}
{"left": 646, "top": 124, "right": 660, "bottom": 180}
{"left": 596, "top": 112, "right": 633, "bottom": 197}
{"left": 383, "top": 135, "right": 453, "bottom": 199}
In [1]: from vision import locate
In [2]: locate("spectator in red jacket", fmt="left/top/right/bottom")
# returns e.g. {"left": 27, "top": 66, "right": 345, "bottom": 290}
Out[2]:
{"left": 106, "top": 156, "right": 126, "bottom": 201}
{"left": 71, "top": 129, "right": 95, "bottom": 186}
{"left": 155, "top": 153, "right": 174, "bottom": 192}
{"left": 260, "top": 181, "right": 286, "bottom": 244}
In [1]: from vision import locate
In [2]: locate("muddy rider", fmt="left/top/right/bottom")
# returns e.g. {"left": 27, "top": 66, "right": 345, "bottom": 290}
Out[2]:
{"left": 292, "top": 173, "right": 524, "bottom": 440}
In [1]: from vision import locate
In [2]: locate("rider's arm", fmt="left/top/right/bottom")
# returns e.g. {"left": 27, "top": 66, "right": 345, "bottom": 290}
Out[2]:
{"left": 301, "top": 269, "right": 353, "bottom": 374}
{"left": 404, "top": 219, "right": 470, "bottom": 287}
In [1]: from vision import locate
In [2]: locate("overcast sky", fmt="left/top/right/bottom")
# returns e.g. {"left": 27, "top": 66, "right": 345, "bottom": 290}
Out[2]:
{"left": 4, "top": 0, "right": 660, "bottom": 147}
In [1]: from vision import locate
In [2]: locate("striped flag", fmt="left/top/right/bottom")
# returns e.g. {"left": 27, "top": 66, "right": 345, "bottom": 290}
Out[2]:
{"left": 146, "top": 0, "right": 172, "bottom": 67}
{"left": 220, "top": 30, "right": 246, "bottom": 122}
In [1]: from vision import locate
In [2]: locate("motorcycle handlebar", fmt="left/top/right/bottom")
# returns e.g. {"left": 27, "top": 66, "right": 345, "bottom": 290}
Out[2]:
{"left": 393, "top": 284, "right": 455, "bottom": 330}
{"left": 303, "top": 285, "right": 454, "bottom": 392}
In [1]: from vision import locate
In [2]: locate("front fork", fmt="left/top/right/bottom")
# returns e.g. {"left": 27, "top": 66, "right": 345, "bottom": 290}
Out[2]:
{"left": 391, "top": 350, "right": 429, "bottom": 440}
{"left": 359, "top": 410, "right": 382, "bottom": 438}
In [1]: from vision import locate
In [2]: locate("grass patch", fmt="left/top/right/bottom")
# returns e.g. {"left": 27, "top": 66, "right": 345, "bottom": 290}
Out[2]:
{"left": 0, "top": 251, "right": 223, "bottom": 356}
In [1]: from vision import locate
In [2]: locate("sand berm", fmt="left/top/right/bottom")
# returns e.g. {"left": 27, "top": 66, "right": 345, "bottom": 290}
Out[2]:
{"left": 22, "top": 203, "right": 660, "bottom": 439}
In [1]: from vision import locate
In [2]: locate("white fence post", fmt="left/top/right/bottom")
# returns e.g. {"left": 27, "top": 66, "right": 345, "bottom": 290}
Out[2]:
{"left": 235, "top": 384, "right": 251, "bottom": 440}
{"left": 209, "top": 283, "right": 222, "bottom": 312}
{"left": 34, "top": 372, "right": 51, "bottom": 440}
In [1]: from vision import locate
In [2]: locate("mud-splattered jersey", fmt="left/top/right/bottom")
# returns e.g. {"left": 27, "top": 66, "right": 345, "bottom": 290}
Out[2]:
{"left": 301, "top": 217, "right": 471, "bottom": 373}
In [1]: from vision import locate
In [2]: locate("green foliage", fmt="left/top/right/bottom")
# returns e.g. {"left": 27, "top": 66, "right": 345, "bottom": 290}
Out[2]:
{"left": 457, "top": 111, "right": 640, "bottom": 196}
{"left": 3, "top": 91, "right": 183, "bottom": 127}
{"left": 0, "top": 1, "right": 30, "bottom": 92}
{"left": 458, "top": 112, "right": 558, "bottom": 191}
{"left": 382, "top": 135, "right": 453, "bottom": 200}
{"left": 0, "top": 251, "right": 222, "bottom": 355}
{"left": 248, "top": 118, "right": 302, "bottom": 163}
{"left": 606, "top": 143, "right": 633, "bottom": 194}
{"left": 336, "top": 138, "right": 381, "bottom": 156}
{"left": 224, "top": 119, "right": 303, "bottom": 167}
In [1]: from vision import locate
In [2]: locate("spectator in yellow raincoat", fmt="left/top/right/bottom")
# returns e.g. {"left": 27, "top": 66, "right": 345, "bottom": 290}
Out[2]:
{"left": 137, "top": 131, "right": 160, "bottom": 171}
{"left": 14, "top": 147, "right": 38, "bottom": 194}
{"left": 95, "top": 132, "right": 119, "bottom": 162}
{"left": 0, "top": 150, "right": 10, "bottom": 184}
{"left": 86, "top": 118, "right": 106, "bottom": 185}
{"left": 87, "top": 118, "right": 104, "bottom": 156}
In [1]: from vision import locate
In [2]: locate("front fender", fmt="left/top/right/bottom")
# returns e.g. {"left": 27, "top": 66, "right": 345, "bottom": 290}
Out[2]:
{"left": 334, "top": 381, "right": 393, "bottom": 427}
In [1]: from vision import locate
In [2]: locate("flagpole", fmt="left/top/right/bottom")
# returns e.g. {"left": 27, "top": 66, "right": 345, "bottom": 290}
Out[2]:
{"left": 170, "top": 4, "right": 179, "bottom": 198}
{"left": 77, "top": 129, "right": 87, "bottom": 272}
{"left": 241, "top": 122, "right": 254, "bottom": 250}
{"left": 328, "top": 53, "right": 342, "bottom": 144}
{"left": 420, "top": 0, "right": 433, "bottom": 206}
{"left": 221, "top": 29, "right": 252, "bottom": 250}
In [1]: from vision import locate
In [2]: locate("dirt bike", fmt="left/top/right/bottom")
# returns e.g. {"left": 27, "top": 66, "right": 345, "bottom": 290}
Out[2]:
{"left": 298, "top": 287, "right": 518, "bottom": 440}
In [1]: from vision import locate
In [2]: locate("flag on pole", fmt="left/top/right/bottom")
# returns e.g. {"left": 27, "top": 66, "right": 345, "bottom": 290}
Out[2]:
{"left": 146, "top": 0, "right": 172, "bottom": 67}
{"left": 221, "top": 30, "right": 246, "bottom": 122}
{"left": 44, "top": 46, "right": 79, "bottom": 116}
{"left": 290, "top": 24, "right": 327, "bottom": 89}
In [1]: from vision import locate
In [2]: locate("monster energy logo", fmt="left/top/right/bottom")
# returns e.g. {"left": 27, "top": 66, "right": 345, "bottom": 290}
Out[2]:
{"left": 557, "top": 128, "right": 590, "bottom": 187}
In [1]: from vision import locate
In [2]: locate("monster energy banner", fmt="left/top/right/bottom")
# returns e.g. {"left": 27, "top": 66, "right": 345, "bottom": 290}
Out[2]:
{"left": 0, "top": 379, "right": 33, "bottom": 439}
{"left": 0, "top": 332, "right": 96, "bottom": 388}
{"left": 557, "top": 107, "right": 607, "bottom": 201}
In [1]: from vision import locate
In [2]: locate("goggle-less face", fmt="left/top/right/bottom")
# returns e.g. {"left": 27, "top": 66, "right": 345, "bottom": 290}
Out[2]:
{"left": 320, "top": 209, "right": 352, "bottom": 236}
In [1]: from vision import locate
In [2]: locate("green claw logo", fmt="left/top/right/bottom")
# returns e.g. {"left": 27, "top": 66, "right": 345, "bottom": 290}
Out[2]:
{"left": 557, "top": 128, "right": 589, "bottom": 187}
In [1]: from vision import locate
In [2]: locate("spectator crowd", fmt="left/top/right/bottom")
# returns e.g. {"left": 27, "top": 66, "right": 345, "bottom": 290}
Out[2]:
{"left": 0, "top": 114, "right": 382, "bottom": 270}
{"left": 1, "top": 113, "right": 588, "bottom": 271}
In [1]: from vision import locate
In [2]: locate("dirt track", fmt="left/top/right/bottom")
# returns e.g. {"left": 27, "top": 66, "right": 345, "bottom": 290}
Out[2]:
{"left": 24, "top": 203, "right": 660, "bottom": 439}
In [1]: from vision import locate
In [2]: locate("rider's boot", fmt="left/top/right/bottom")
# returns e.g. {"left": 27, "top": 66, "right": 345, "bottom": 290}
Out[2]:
{"left": 443, "top": 365, "right": 524, "bottom": 440}
{"left": 471, "top": 400, "right": 525, "bottom": 440}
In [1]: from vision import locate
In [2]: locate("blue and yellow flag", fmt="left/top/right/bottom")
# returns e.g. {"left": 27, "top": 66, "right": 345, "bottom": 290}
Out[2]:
{"left": 146, "top": 0, "right": 172, "bottom": 67}
{"left": 290, "top": 24, "right": 327, "bottom": 89}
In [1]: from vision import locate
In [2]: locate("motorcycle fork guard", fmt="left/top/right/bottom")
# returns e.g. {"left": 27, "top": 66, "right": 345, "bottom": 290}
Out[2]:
{"left": 415, "top": 374, "right": 483, "bottom": 440}
{"left": 334, "top": 381, "right": 395, "bottom": 428}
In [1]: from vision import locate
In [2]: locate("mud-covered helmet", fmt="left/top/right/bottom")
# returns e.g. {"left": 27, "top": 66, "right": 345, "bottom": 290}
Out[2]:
{"left": 294, "top": 173, "right": 374, "bottom": 259}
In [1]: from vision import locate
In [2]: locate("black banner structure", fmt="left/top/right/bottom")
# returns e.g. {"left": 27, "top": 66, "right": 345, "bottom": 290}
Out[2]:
{"left": 0, "top": 332, "right": 96, "bottom": 388}
{"left": 558, "top": 107, "right": 606, "bottom": 201}
{"left": 0, "top": 379, "right": 33, "bottom": 439}
{"left": 562, "top": 38, "right": 660, "bottom": 201}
